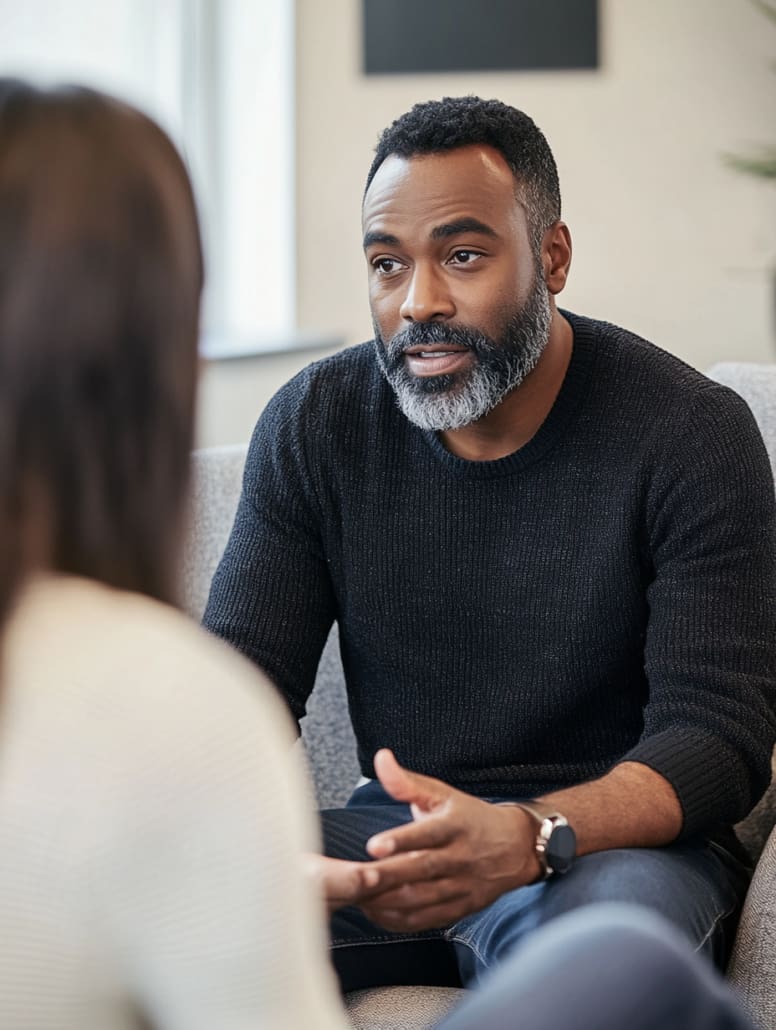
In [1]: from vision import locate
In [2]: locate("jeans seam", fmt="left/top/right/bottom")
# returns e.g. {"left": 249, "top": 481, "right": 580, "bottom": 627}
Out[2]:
{"left": 692, "top": 898, "right": 739, "bottom": 954}
{"left": 331, "top": 934, "right": 442, "bottom": 949}
{"left": 444, "top": 929, "right": 488, "bottom": 968}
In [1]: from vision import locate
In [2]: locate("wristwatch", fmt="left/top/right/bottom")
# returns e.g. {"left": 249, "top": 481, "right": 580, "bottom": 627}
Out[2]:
{"left": 502, "top": 800, "right": 576, "bottom": 879}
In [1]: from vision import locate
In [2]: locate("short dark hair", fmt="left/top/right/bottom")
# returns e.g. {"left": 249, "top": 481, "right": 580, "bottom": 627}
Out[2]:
{"left": 0, "top": 79, "right": 204, "bottom": 629}
{"left": 365, "top": 96, "right": 561, "bottom": 247}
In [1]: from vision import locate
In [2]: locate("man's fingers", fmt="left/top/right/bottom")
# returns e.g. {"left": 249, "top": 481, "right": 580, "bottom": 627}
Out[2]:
{"left": 361, "top": 844, "right": 454, "bottom": 890}
{"left": 366, "top": 811, "right": 456, "bottom": 858}
{"left": 306, "top": 854, "right": 381, "bottom": 908}
{"left": 341, "top": 861, "right": 381, "bottom": 900}
{"left": 373, "top": 748, "right": 450, "bottom": 811}
{"left": 364, "top": 894, "right": 472, "bottom": 933}
{"left": 363, "top": 876, "right": 466, "bottom": 914}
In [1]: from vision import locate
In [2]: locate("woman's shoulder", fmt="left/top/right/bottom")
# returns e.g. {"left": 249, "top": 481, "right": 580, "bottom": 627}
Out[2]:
{"left": 0, "top": 577, "right": 343, "bottom": 1030}
{"left": 1, "top": 574, "right": 300, "bottom": 800}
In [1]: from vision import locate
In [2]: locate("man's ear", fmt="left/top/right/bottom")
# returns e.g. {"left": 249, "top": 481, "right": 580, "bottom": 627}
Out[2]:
{"left": 542, "top": 221, "right": 572, "bottom": 296}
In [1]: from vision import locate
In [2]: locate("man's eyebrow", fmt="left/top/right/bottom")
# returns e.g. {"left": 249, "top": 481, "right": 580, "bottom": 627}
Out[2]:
{"left": 363, "top": 230, "right": 400, "bottom": 249}
{"left": 362, "top": 218, "right": 499, "bottom": 250}
{"left": 430, "top": 218, "right": 499, "bottom": 240}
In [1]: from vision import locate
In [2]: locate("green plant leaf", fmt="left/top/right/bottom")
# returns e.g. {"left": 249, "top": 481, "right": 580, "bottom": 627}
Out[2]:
{"left": 723, "top": 149, "right": 776, "bottom": 179}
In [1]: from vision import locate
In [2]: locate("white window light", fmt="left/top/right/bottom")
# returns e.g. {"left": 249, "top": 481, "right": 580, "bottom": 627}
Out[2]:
{"left": 0, "top": 0, "right": 296, "bottom": 356}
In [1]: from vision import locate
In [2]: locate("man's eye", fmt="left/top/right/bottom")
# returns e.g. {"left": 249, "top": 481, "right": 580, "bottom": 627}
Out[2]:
{"left": 450, "top": 250, "right": 481, "bottom": 265}
{"left": 373, "top": 258, "right": 402, "bottom": 274}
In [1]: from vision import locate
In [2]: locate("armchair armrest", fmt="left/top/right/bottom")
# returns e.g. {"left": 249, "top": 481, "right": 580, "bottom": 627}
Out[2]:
{"left": 727, "top": 823, "right": 776, "bottom": 1028}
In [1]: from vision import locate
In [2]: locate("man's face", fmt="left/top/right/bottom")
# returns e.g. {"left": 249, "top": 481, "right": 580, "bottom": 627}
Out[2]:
{"left": 362, "top": 145, "right": 552, "bottom": 431}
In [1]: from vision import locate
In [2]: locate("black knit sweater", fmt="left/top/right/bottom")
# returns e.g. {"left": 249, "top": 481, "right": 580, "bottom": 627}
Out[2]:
{"left": 204, "top": 312, "right": 776, "bottom": 838}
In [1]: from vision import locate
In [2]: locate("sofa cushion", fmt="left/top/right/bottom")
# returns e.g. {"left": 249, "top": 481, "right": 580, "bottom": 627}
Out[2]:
{"left": 345, "top": 985, "right": 464, "bottom": 1029}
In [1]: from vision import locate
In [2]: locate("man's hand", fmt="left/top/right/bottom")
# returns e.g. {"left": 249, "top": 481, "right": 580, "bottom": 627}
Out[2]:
{"left": 359, "top": 749, "right": 541, "bottom": 931}
{"left": 304, "top": 854, "right": 381, "bottom": 914}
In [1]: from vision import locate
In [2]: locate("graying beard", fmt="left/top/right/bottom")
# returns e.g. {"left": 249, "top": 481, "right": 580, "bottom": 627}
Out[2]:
{"left": 392, "top": 361, "right": 514, "bottom": 431}
{"left": 380, "top": 288, "right": 551, "bottom": 433}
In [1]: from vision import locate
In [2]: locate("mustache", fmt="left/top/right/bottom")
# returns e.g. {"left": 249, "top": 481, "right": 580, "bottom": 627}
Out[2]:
{"left": 382, "top": 321, "right": 495, "bottom": 361}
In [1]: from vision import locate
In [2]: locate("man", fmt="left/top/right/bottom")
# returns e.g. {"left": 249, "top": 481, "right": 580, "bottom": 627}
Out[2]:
{"left": 204, "top": 96, "right": 776, "bottom": 991}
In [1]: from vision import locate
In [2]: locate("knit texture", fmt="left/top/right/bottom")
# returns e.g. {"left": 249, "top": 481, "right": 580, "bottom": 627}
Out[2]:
{"left": 204, "top": 312, "right": 776, "bottom": 838}
{"left": 0, "top": 575, "right": 346, "bottom": 1030}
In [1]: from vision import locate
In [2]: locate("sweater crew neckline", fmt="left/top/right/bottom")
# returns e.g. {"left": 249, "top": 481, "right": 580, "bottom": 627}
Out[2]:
{"left": 418, "top": 310, "right": 599, "bottom": 479}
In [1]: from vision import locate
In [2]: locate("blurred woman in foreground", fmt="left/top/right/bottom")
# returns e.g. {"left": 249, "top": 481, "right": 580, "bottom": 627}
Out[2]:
{"left": 0, "top": 79, "right": 346, "bottom": 1030}
{"left": 0, "top": 80, "right": 755, "bottom": 1030}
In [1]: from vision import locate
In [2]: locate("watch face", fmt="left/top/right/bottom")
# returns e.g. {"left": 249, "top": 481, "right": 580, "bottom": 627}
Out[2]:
{"left": 547, "top": 824, "right": 576, "bottom": 874}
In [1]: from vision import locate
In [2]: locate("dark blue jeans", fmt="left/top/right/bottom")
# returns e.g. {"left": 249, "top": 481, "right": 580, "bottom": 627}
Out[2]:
{"left": 322, "top": 781, "right": 750, "bottom": 993}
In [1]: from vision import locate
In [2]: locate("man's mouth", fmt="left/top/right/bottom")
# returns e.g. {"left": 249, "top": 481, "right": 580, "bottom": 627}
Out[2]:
{"left": 402, "top": 344, "right": 473, "bottom": 377}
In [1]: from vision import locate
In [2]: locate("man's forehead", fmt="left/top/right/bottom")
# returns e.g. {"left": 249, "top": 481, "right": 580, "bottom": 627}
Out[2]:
{"left": 362, "top": 146, "right": 522, "bottom": 237}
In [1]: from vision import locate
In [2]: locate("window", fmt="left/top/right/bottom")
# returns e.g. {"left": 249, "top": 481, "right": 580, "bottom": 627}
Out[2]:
{"left": 0, "top": 0, "right": 295, "bottom": 354}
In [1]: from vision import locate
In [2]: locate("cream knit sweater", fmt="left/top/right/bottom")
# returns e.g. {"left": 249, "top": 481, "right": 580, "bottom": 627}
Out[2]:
{"left": 0, "top": 574, "right": 346, "bottom": 1030}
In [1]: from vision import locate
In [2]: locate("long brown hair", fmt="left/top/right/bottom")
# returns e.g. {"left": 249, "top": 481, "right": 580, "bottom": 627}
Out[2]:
{"left": 0, "top": 80, "right": 204, "bottom": 629}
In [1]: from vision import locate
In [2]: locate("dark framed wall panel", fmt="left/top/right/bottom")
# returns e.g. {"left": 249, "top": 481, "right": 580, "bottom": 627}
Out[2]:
{"left": 363, "top": 0, "right": 599, "bottom": 75}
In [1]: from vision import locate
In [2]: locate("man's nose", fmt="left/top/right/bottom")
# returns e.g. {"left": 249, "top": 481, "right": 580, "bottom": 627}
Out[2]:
{"left": 399, "top": 264, "right": 455, "bottom": 322}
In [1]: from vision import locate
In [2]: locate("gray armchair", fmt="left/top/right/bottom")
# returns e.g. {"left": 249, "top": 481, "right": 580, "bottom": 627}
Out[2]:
{"left": 181, "top": 360, "right": 776, "bottom": 1030}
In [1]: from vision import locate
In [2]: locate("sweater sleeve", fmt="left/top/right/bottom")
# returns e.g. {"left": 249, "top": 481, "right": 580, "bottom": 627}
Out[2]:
{"left": 624, "top": 384, "right": 776, "bottom": 836}
{"left": 203, "top": 372, "right": 336, "bottom": 723}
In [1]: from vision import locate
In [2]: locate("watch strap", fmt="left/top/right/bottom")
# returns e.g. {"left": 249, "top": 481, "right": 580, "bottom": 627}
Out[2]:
{"left": 500, "top": 800, "right": 576, "bottom": 879}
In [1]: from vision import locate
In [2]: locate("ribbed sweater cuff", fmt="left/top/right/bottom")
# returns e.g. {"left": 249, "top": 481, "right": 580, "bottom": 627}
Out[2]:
{"left": 623, "top": 728, "right": 748, "bottom": 838}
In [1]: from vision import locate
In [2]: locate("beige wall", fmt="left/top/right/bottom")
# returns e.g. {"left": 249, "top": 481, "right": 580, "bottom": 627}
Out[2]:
{"left": 295, "top": 0, "right": 776, "bottom": 369}
{"left": 196, "top": 344, "right": 339, "bottom": 448}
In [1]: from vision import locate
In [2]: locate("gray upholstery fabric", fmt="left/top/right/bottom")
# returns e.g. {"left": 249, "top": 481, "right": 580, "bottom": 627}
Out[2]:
{"left": 303, "top": 625, "right": 361, "bottom": 808}
{"left": 182, "top": 360, "right": 776, "bottom": 1030}
{"left": 731, "top": 755, "right": 776, "bottom": 863}
{"left": 727, "top": 824, "right": 776, "bottom": 1030}
{"left": 708, "top": 364, "right": 776, "bottom": 1029}
{"left": 181, "top": 443, "right": 247, "bottom": 621}
{"left": 182, "top": 443, "right": 360, "bottom": 809}
{"left": 709, "top": 363, "right": 776, "bottom": 865}
{"left": 709, "top": 362, "right": 776, "bottom": 472}
{"left": 345, "top": 987, "right": 463, "bottom": 1029}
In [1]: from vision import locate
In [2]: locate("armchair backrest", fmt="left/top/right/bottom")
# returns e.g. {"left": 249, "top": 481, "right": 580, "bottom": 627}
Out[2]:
{"left": 181, "top": 443, "right": 247, "bottom": 621}
{"left": 182, "top": 443, "right": 360, "bottom": 808}
{"left": 708, "top": 363, "right": 776, "bottom": 862}
{"left": 708, "top": 362, "right": 776, "bottom": 475}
